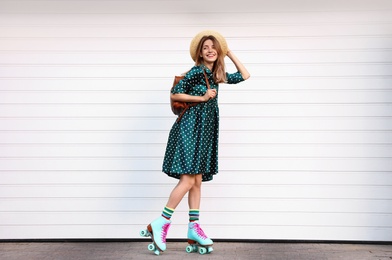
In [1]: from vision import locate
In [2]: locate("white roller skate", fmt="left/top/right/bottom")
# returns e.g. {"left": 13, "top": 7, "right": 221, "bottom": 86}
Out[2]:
{"left": 139, "top": 216, "right": 171, "bottom": 255}
{"left": 185, "top": 221, "right": 214, "bottom": 255}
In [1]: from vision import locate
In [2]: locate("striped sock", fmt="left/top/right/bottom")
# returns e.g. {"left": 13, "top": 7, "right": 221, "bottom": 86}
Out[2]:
{"left": 189, "top": 209, "right": 200, "bottom": 222}
{"left": 161, "top": 206, "right": 174, "bottom": 220}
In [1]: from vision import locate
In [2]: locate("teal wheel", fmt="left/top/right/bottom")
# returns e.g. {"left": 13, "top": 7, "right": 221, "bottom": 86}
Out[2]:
{"left": 198, "top": 247, "right": 207, "bottom": 255}
{"left": 148, "top": 243, "right": 155, "bottom": 251}
{"left": 186, "top": 245, "right": 194, "bottom": 253}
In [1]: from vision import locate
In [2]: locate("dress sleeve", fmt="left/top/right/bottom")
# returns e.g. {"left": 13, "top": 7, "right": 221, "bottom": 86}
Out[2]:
{"left": 226, "top": 71, "right": 244, "bottom": 84}
{"left": 171, "top": 66, "right": 200, "bottom": 94}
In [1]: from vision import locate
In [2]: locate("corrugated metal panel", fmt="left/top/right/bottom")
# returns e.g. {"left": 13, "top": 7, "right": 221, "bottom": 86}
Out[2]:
{"left": 0, "top": 0, "right": 391, "bottom": 241}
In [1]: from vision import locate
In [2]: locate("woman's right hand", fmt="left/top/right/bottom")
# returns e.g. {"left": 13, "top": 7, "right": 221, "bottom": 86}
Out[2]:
{"left": 202, "top": 89, "right": 217, "bottom": 102}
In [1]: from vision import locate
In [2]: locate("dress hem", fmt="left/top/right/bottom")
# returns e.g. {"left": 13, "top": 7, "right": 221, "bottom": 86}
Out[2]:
{"left": 163, "top": 171, "right": 217, "bottom": 182}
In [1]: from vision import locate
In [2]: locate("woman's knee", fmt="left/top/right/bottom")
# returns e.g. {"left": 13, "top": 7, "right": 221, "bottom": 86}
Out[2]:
{"left": 179, "top": 174, "right": 196, "bottom": 188}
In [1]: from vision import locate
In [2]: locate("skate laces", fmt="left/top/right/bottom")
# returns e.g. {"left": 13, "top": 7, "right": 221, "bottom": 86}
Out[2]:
{"left": 161, "top": 223, "right": 171, "bottom": 243}
{"left": 193, "top": 222, "right": 208, "bottom": 239}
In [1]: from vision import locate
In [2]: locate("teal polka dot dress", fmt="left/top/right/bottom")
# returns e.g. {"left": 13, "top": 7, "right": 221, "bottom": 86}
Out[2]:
{"left": 163, "top": 65, "right": 244, "bottom": 182}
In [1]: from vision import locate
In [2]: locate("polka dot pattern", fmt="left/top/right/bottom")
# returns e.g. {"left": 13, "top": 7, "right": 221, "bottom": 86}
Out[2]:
{"left": 162, "top": 65, "right": 244, "bottom": 182}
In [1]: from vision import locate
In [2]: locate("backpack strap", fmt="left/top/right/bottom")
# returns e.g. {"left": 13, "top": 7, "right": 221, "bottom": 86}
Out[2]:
{"left": 203, "top": 69, "right": 210, "bottom": 89}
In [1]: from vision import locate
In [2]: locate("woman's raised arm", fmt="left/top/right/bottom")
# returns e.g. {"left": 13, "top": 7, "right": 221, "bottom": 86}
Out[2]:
{"left": 226, "top": 49, "right": 250, "bottom": 80}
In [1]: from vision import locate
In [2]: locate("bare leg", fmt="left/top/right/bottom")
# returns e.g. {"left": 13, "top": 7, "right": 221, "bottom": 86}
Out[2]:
{"left": 166, "top": 174, "right": 196, "bottom": 209}
{"left": 188, "top": 174, "right": 202, "bottom": 209}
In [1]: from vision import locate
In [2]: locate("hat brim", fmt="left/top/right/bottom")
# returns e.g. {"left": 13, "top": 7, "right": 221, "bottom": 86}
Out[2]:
{"left": 189, "top": 30, "right": 228, "bottom": 61}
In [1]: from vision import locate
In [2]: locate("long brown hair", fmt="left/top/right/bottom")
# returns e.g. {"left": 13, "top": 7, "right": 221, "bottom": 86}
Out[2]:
{"left": 195, "top": 35, "right": 227, "bottom": 83}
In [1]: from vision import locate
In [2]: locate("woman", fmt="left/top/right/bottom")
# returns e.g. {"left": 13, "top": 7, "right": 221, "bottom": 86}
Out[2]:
{"left": 142, "top": 30, "right": 250, "bottom": 255}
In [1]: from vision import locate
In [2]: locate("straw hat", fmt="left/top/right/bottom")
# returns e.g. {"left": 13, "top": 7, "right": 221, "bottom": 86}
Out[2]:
{"left": 189, "top": 30, "right": 228, "bottom": 61}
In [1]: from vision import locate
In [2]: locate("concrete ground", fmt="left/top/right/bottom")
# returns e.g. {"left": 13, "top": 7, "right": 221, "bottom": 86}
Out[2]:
{"left": 0, "top": 241, "right": 391, "bottom": 260}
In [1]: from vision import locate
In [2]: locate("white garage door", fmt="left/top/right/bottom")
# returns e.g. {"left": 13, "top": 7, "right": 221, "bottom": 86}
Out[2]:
{"left": 0, "top": 0, "right": 391, "bottom": 241}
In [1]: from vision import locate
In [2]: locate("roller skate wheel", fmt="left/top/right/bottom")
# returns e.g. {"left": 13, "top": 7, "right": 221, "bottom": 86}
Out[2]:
{"left": 208, "top": 246, "right": 214, "bottom": 253}
{"left": 148, "top": 243, "right": 156, "bottom": 251}
{"left": 139, "top": 229, "right": 148, "bottom": 237}
{"left": 198, "top": 247, "right": 207, "bottom": 255}
{"left": 186, "top": 245, "right": 194, "bottom": 253}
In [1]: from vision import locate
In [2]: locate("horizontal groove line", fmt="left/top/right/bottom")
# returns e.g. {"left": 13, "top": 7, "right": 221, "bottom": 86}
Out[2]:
{"left": 0, "top": 129, "right": 391, "bottom": 132}
{"left": 7, "top": 86, "right": 392, "bottom": 91}
{"left": 1, "top": 197, "right": 390, "bottom": 201}
{"left": 0, "top": 116, "right": 391, "bottom": 119}
{"left": 12, "top": 185, "right": 350, "bottom": 189}
{"left": 0, "top": 155, "right": 381, "bottom": 158}
{"left": 0, "top": 197, "right": 390, "bottom": 201}
{"left": 0, "top": 129, "right": 390, "bottom": 132}
{"left": 1, "top": 75, "right": 392, "bottom": 78}
{"left": 0, "top": 9, "right": 377, "bottom": 13}
{"left": 2, "top": 142, "right": 391, "bottom": 144}
{"left": 1, "top": 129, "right": 391, "bottom": 132}
{"left": 1, "top": 89, "right": 392, "bottom": 92}
{"left": 0, "top": 224, "right": 389, "bottom": 228}
{"left": 1, "top": 143, "right": 391, "bottom": 145}
{"left": 0, "top": 211, "right": 389, "bottom": 214}
{"left": 2, "top": 62, "right": 392, "bottom": 66}
{"left": 0, "top": 102, "right": 392, "bottom": 105}
{"left": 1, "top": 34, "right": 392, "bottom": 39}
{"left": 1, "top": 48, "right": 392, "bottom": 53}
{"left": 1, "top": 77, "right": 392, "bottom": 80}
{"left": 1, "top": 169, "right": 389, "bottom": 173}
{"left": 0, "top": 183, "right": 390, "bottom": 187}
{"left": 2, "top": 21, "right": 392, "bottom": 26}
{"left": 3, "top": 102, "right": 389, "bottom": 105}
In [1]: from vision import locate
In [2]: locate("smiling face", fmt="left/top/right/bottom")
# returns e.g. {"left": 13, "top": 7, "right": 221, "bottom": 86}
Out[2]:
{"left": 200, "top": 39, "right": 218, "bottom": 65}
